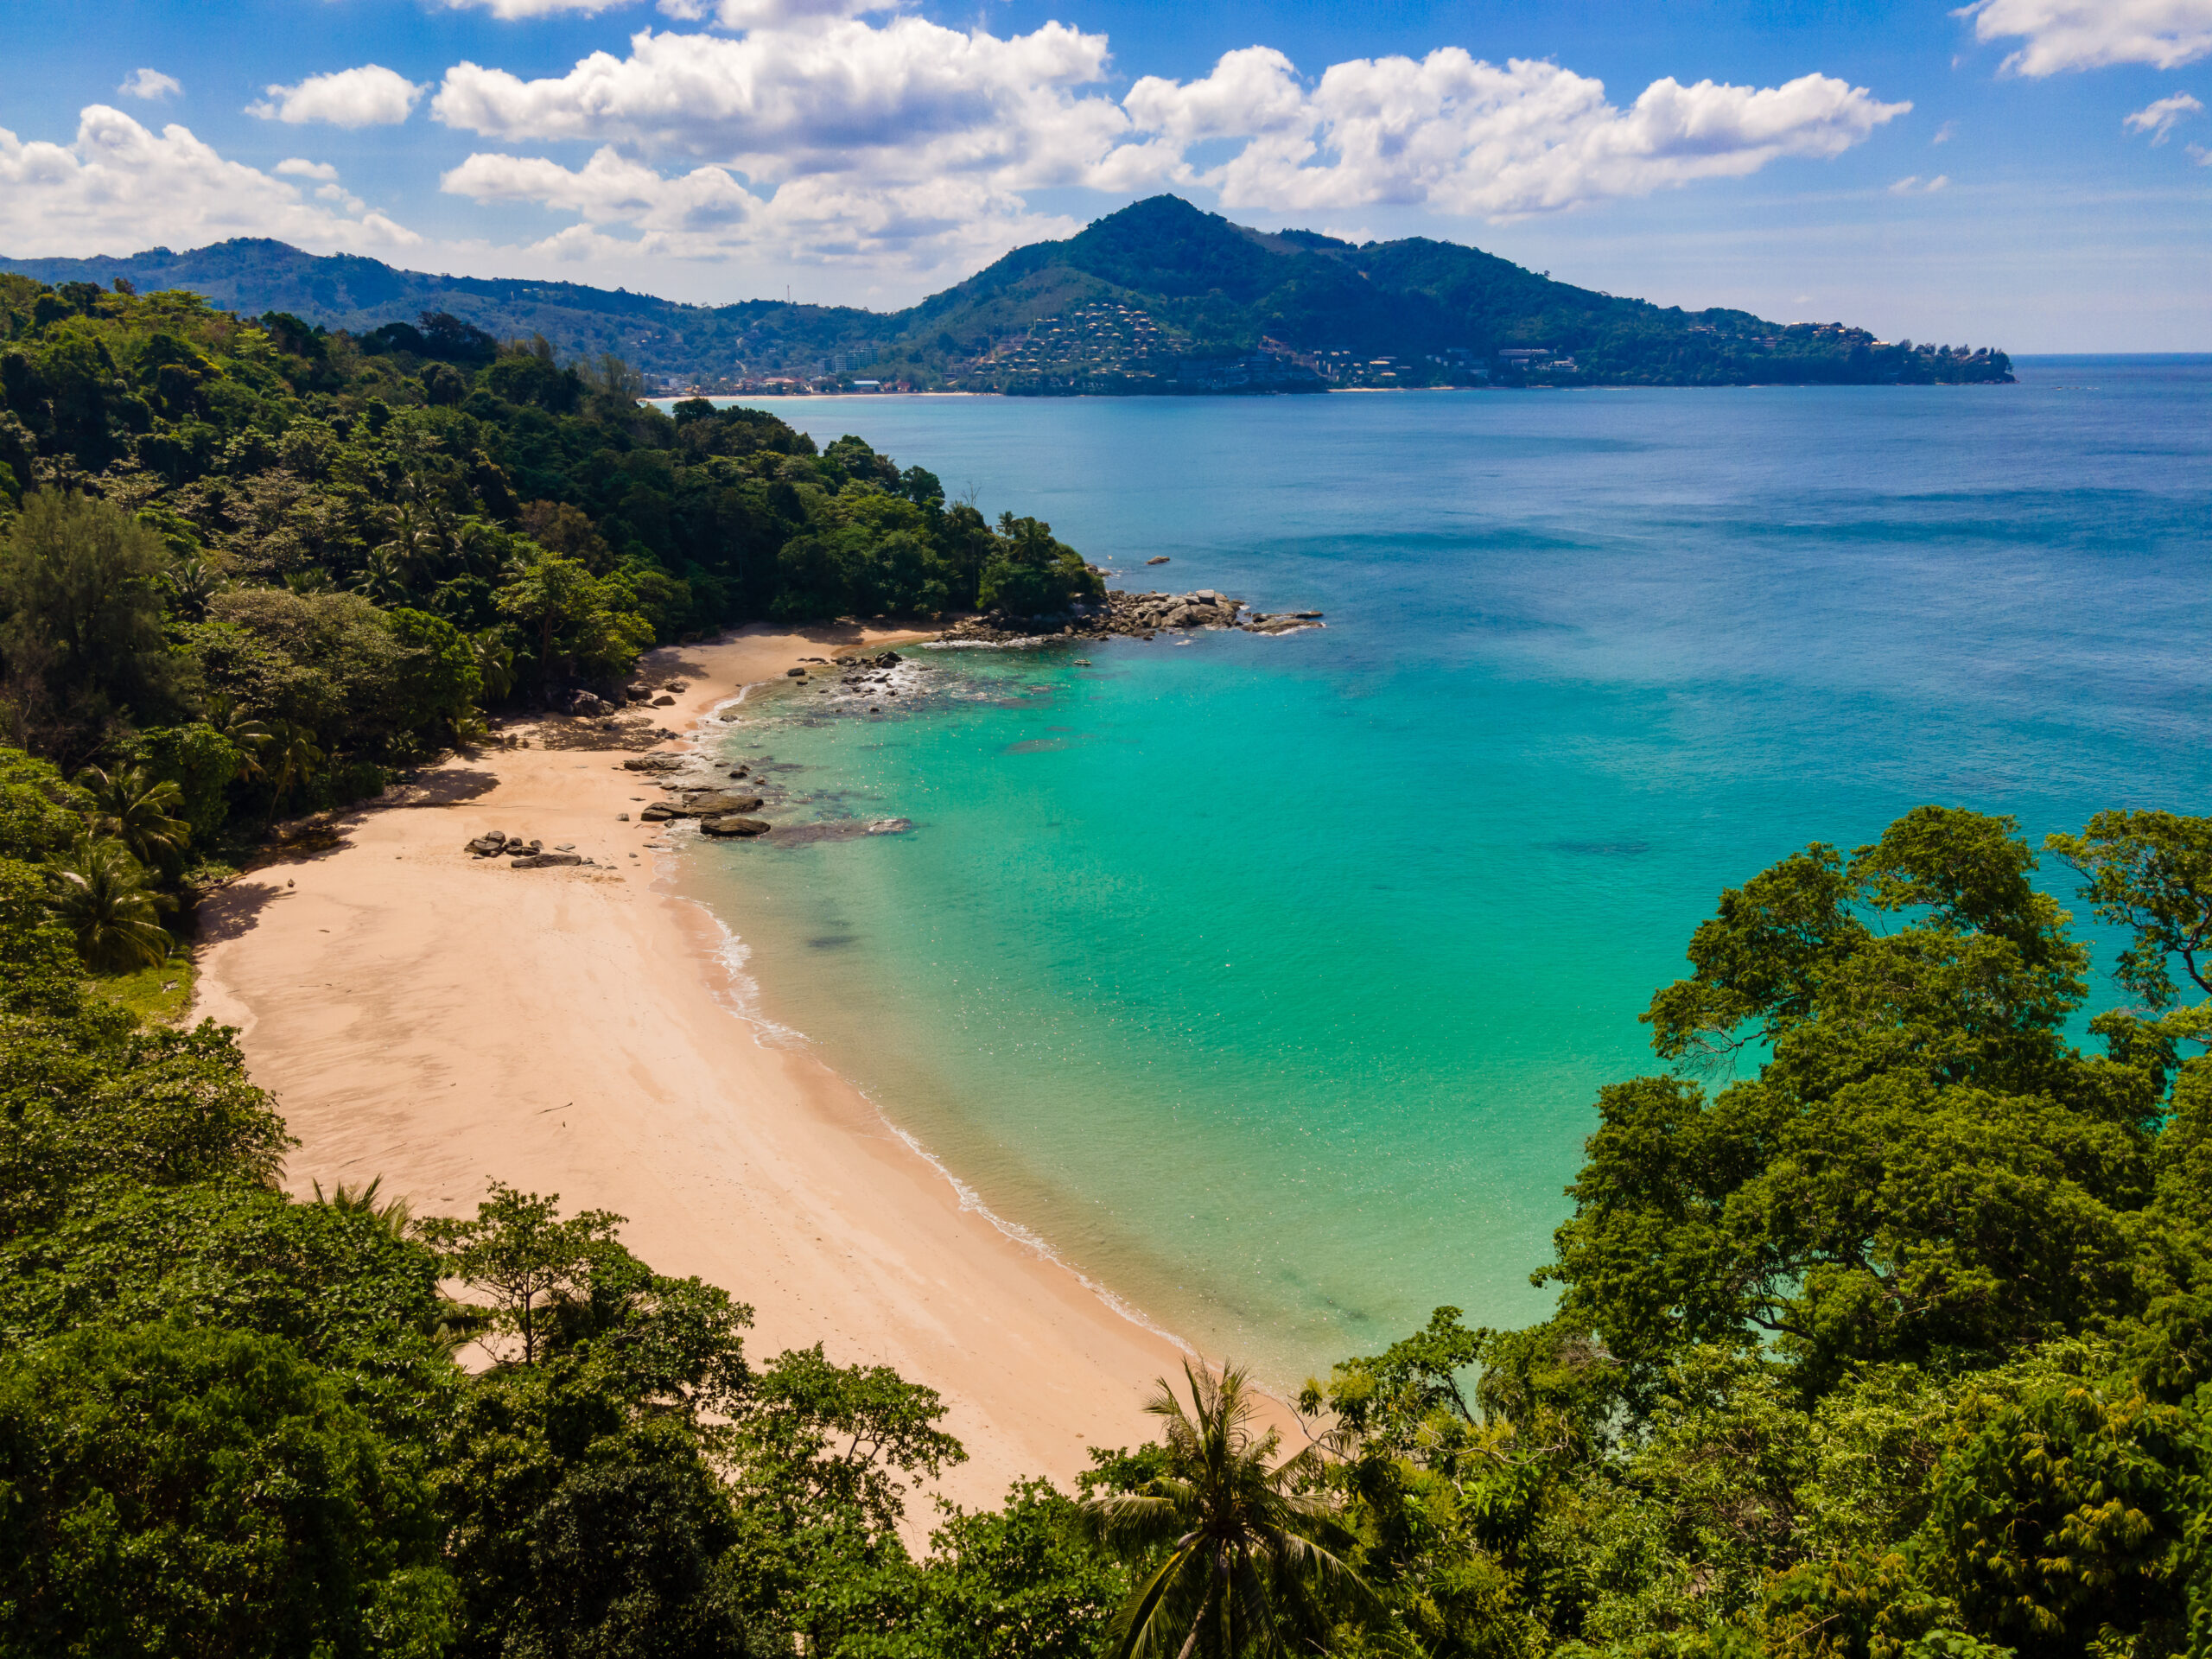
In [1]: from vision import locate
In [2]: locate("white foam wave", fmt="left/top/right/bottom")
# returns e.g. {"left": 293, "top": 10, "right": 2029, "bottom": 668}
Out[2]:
{"left": 658, "top": 654, "right": 1194, "bottom": 1357}
{"left": 683, "top": 901, "right": 1192, "bottom": 1357}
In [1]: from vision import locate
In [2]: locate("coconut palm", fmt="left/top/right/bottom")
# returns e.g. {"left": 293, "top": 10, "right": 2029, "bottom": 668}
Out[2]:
{"left": 311, "top": 1175, "right": 414, "bottom": 1239}
{"left": 349, "top": 547, "right": 411, "bottom": 607}
{"left": 45, "top": 835, "right": 173, "bottom": 972}
{"left": 207, "top": 696, "right": 273, "bottom": 783}
{"left": 162, "top": 555, "right": 222, "bottom": 620}
{"left": 266, "top": 721, "right": 324, "bottom": 812}
{"left": 471, "top": 630, "right": 517, "bottom": 704}
{"left": 73, "top": 765, "right": 191, "bottom": 878}
{"left": 1084, "top": 1361, "right": 1385, "bottom": 1659}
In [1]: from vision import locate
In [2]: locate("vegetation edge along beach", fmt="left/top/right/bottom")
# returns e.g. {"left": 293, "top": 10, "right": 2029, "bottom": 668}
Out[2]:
{"left": 3, "top": 268, "right": 2210, "bottom": 1659}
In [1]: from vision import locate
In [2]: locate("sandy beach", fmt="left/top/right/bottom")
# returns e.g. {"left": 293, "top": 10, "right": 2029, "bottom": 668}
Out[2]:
{"left": 192, "top": 624, "right": 1228, "bottom": 1510}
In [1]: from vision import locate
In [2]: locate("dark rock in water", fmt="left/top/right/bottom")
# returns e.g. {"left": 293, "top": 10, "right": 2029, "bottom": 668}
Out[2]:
{"left": 866, "top": 818, "right": 913, "bottom": 835}
{"left": 699, "top": 816, "right": 772, "bottom": 837}
{"left": 640, "top": 804, "right": 678, "bottom": 822}
{"left": 510, "top": 851, "right": 583, "bottom": 868}
{"left": 786, "top": 667, "right": 808, "bottom": 677}
{"left": 659, "top": 791, "right": 761, "bottom": 817}
{"left": 1147, "top": 556, "right": 1170, "bottom": 564}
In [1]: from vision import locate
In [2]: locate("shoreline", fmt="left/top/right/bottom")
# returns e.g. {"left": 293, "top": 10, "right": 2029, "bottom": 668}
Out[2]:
{"left": 191, "top": 623, "right": 1271, "bottom": 1510}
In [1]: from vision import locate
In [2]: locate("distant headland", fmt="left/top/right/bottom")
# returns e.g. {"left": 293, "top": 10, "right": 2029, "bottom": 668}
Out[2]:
{"left": 1, "top": 194, "right": 2012, "bottom": 394}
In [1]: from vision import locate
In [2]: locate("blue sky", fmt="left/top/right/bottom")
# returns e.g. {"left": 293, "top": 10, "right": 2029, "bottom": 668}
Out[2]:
{"left": 2, "top": 0, "right": 2206, "bottom": 348}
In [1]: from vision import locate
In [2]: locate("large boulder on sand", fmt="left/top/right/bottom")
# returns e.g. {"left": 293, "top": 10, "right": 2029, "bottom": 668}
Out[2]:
{"left": 509, "top": 851, "right": 583, "bottom": 868}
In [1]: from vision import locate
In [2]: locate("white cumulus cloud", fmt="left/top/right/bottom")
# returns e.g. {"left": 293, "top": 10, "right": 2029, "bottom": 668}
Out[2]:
{"left": 1128, "top": 49, "right": 1910, "bottom": 217}
{"left": 427, "top": 21, "right": 1909, "bottom": 277}
{"left": 118, "top": 68, "right": 181, "bottom": 101}
{"left": 433, "top": 22, "right": 1122, "bottom": 184}
{"left": 2125, "top": 90, "right": 2205, "bottom": 141}
{"left": 0, "top": 106, "right": 420, "bottom": 257}
{"left": 1955, "top": 0, "right": 2212, "bottom": 75}
{"left": 249, "top": 65, "right": 426, "bottom": 128}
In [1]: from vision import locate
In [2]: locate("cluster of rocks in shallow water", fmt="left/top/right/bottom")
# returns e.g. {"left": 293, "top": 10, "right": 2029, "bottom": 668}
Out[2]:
{"left": 638, "top": 787, "right": 771, "bottom": 838}
{"left": 936, "top": 588, "right": 1323, "bottom": 645}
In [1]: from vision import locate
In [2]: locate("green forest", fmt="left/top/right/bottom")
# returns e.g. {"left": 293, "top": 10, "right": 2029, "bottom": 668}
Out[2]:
{"left": 2, "top": 271, "right": 2209, "bottom": 1658}
{"left": 0, "top": 273, "right": 1097, "bottom": 785}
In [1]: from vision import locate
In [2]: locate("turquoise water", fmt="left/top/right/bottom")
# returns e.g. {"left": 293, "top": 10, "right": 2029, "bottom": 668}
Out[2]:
{"left": 675, "top": 359, "right": 2212, "bottom": 1385}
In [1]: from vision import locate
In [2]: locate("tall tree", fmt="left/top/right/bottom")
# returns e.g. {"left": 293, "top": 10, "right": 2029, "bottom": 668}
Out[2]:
{"left": 1084, "top": 1361, "right": 1381, "bottom": 1659}
{"left": 0, "top": 491, "right": 188, "bottom": 754}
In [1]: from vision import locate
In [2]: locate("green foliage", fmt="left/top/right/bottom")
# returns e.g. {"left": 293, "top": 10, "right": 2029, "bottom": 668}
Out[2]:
{"left": 1290, "top": 804, "right": 2212, "bottom": 1659}
{"left": 42, "top": 832, "right": 174, "bottom": 970}
{"left": 1083, "top": 1361, "right": 1385, "bottom": 1658}
{"left": 0, "top": 1322, "right": 455, "bottom": 1659}
{"left": 0, "top": 271, "right": 1069, "bottom": 849}
{"left": 0, "top": 745, "right": 85, "bottom": 860}
{"left": 979, "top": 514, "right": 1104, "bottom": 620}
{"left": 0, "top": 490, "right": 187, "bottom": 754}
{"left": 1547, "top": 807, "right": 2151, "bottom": 1391}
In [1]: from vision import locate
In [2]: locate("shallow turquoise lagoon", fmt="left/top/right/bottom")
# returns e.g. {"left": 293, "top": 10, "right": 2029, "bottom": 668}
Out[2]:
{"left": 671, "top": 360, "right": 2212, "bottom": 1384}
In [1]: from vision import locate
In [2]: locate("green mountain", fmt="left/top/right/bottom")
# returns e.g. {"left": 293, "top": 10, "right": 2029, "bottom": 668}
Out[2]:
{"left": 0, "top": 194, "right": 2011, "bottom": 390}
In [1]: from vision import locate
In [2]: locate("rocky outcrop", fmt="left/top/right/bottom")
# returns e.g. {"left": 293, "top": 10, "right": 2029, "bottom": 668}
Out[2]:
{"left": 510, "top": 851, "right": 584, "bottom": 868}
{"left": 936, "top": 588, "right": 1322, "bottom": 644}
{"left": 699, "top": 816, "right": 771, "bottom": 838}
{"left": 623, "top": 753, "right": 688, "bottom": 773}
{"left": 643, "top": 791, "right": 764, "bottom": 822}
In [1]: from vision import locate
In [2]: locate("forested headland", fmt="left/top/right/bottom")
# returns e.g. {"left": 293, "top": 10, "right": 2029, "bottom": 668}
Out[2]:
{"left": 2, "top": 269, "right": 2207, "bottom": 1659}
{"left": 3, "top": 196, "right": 2016, "bottom": 395}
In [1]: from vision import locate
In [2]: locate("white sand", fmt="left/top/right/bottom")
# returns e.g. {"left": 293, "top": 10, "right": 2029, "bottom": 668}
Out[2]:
{"left": 193, "top": 625, "right": 1268, "bottom": 1510}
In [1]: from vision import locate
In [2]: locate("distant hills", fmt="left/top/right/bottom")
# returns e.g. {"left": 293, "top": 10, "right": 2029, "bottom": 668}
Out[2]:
{"left": 0, "top": 195, "right": 2012, "bottom": 391}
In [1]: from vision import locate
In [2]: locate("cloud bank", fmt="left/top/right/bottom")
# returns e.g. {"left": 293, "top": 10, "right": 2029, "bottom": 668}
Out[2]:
{"left": 0, "top": 15, "right": 1910, "bottom": 296}
{"left": 0, "top": 106, "right": 419, "bottom": 257}
{"left": 1957, "top": 0, "right": 2212, "bottom": 74}
{"left": 428, "top": 22, "right": 1904, "bottom": 273}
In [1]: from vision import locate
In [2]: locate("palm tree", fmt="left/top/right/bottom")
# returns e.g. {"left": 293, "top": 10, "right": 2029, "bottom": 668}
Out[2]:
{"left": 206, "top": 696, "right": 272, "bottom": 783}
{"left": 349, "top": 547, "right": 411, "bottom": 607}
{"left": 311, "top": 1175, "right": 414, "bottom": 1239}
{"left": 1084, "top": 1361, "right": 1385, "bottom": 1659}
{"left": 471, "top": 630, "right": 517, "bottom": 704}
{"left": 266, "top": 721, "right": 324, "bottom": 813}
{"left": 73, "top": 765, "right": 191, "bottom": 878}
{"left": 45, "top": 835, "right": 173, "bottom": 972}
{"left": 162, "top": 555, "right": 222, "bottom": 620}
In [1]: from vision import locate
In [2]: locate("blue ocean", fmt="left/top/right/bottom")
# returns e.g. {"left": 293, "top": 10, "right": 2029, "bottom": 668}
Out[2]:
{"left": 672, "top": 359, "right": 2212, "bottom": 1385}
